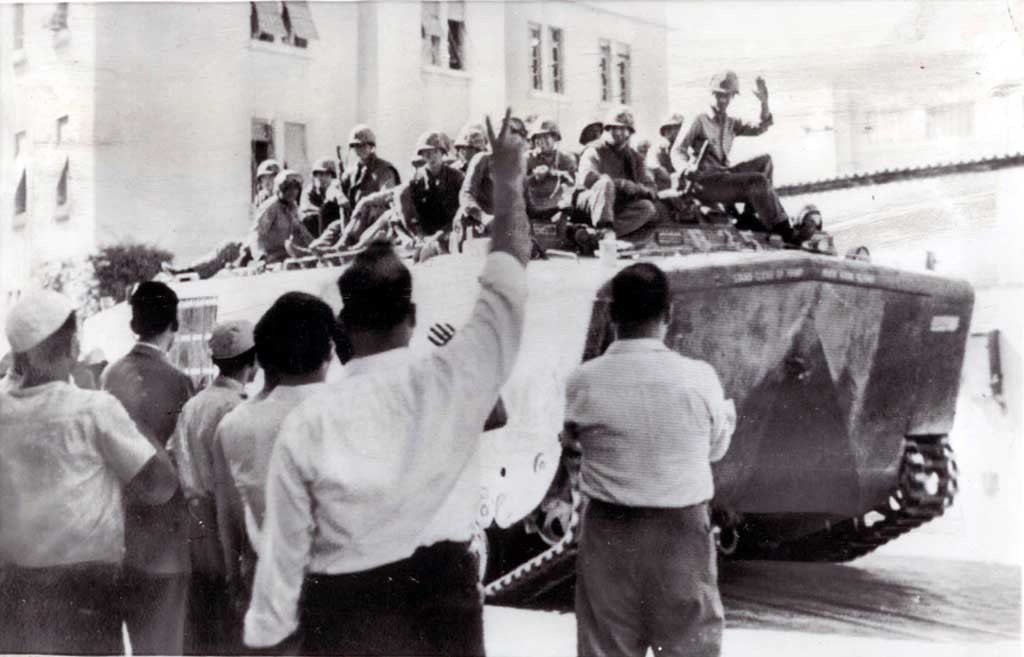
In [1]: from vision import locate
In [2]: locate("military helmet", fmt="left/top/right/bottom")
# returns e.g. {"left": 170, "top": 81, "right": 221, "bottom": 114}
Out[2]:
{"left": 347, "top": 124, "right": 376, "bottom": 147}
{"left": 527, "top": 117, "right": 562, "bottom": 142}
{"left": 454, "top": 123, "right": 488, "bottom": 151}
{"left": 256, "top": 158, "right": 281, "bottom": 178}
{"left": 311, "top": 157, "right": 338, "bottom": 177}
{"left": 273, "top": 169, "right": 303, "bottom": 194}
{"left": 710, "top": 71, "right": 740, "bottom": 95}
{"left": 578, "top": 120, "right": 603, "bottom": 146}
{"left": 659, "top": 113, "right": 685, "bottom": 136}
{"left": 415, "top": 131, "right": 449, "bottom": 155}
{"left": 603, "top": 106, "right": 636, "bottom": 133}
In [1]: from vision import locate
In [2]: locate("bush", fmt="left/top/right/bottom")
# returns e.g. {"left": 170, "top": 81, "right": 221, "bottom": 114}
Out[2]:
{"left": 88, "top": 242, "right": 174, "bottom": 303}
{"left": 33, "top": 258, "right": 101, "bottom": 319}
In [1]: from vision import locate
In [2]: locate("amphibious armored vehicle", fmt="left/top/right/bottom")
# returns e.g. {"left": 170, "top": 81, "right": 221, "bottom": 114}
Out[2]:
{"left": 82, "top": 221, "right": 973, "bottom": 607}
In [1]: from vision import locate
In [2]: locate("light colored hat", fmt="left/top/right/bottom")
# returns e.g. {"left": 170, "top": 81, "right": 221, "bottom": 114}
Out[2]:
{"left": 273, "top": 169, "right": 303, "bottom": 194}
{"left": 528, "top": 117, "right": 562, "bottom": 142}
{"left": 710, "top": 71, "right": 740, "bottom": 95}
{"left": 311, "top": 157, "right": 338, "bottom": 177}
{"left": 603, "top": 106, "right": 636, "bottom": 132}
{"left": 347, "top": 124, "right": 376, "bottom": 147}
{"left": 5, "top": 290, "right": 76, "bottom": 353}
{"left": 659, "top": 113, "right": 685, "bottom": 135}
{"left": 454, "top": 123, "right": 488, "bottom": 150}
{"left": 415, "top": 131, "right": 448, "bottom": 155}
{"left": 209, "top": 320, "right": 255, "bottom": 360}
{"left": 256, "top": 159, "right": 281, "bottom": 178}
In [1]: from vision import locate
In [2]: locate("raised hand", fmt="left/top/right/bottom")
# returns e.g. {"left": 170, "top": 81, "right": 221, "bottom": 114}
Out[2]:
{"left": 754, "top": 76, "right": 769, "bottom": 104}
{"left": 486, "top": 108, "right": 532, "bottom": 266}
{"left": 427, "top": 322, "right": 457, "bottom": 347}
{"left": 486, "top": 108, "right": 528, "bottom": 178}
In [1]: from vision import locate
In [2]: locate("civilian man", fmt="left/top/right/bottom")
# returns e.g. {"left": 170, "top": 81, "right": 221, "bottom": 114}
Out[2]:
{"left": 244, "top": 110, "right": 532, "bottom": 655}
{"left": 564, "top": 263, "right": 735, "bottom": 657}
{"left": 102, "top": 281, "right": 194, "bottom": 655}
{"left": 168, "top": 320, "right": 258, "bottom": 655}
{"left": 0, "top": 290, "right": 178, "bottom": 654}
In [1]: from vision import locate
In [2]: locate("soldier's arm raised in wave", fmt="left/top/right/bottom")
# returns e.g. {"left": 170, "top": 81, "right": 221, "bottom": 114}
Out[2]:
{"left": 487, "top": 109, "right": 532, "bottom": 266}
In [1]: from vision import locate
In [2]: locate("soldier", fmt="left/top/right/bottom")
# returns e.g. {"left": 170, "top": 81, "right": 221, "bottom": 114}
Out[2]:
{"left": 573, "top": 106, "right": 659, "bottom": 240}
{"left": 670, "top": 72, "right": 798, "bottom": 240}
{"left": 249, "top": 169, "right": 315, "bottom": 264}
{"left": 0, "top": 290, "right": 178, "bottom": 655}
{"left": 339, "top": 124, "right": 400, "bottom": 218}
{"left": 648, "top": 113, "right": 684, "bottom": 191}
{"left": 576, "top": 119, "right": 604, "bottom": 161}
{"left": 299, "top": 157, "right": 341, "bottom": 238}
{"left": 402, "top": 131, "right": 466, "bottom": 259}
{"left": 252, "top": 159, "right": 280, "bottom": 211}
{"left": 451, "top": 123, "right": 488, "bottom": 174}
{"left": 168, "top": 320, "right": 258, "bottom": 656}
{"left": 452, "top": 115, "right": 528, "bottom": 251}
{"left": 102, "top": 282, "right": 195, "bottom": 655}
{"left": 525, "top": 118, "right": 576, "bottom": 222}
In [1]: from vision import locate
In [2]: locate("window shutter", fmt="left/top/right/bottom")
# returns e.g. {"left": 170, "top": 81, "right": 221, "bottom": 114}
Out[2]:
{"left": 252, "top": 1, "right": 288, "bottom": 39}
{"left": 284, "top": 1, "right": 318, "bottom": 40}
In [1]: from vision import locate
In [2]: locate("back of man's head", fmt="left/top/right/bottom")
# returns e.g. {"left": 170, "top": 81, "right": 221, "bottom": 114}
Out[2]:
{"left": 255, "top": 292, "right": 337, "bottom": 377}
{"left": 609, "top": 263, "right": 671, "bottom": 326}
{"left": 130, "top": 281, "right": 179, "bottom": 340}
{"left": 337, "top": 241, "right": 414, "bottom": 333}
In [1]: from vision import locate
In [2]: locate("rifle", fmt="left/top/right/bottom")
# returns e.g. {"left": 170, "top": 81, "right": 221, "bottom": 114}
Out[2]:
{"left": 678, "top": 140, "right": 709, "bottom": 195}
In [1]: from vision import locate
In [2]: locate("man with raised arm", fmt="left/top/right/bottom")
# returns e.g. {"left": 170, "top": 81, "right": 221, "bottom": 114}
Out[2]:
{"left": 243, "top": 110, "right": 531, "bottom": 656}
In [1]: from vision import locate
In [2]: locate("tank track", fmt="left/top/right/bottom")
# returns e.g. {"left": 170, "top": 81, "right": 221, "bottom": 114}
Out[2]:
{"left": 483, "top": 437, "right": 958, "bottom": 604}
{"left": 483, "top": 494, "right": 583, "bottom": 606}
{"left": 736, "top": 436, "right": 959, "bottom": 562}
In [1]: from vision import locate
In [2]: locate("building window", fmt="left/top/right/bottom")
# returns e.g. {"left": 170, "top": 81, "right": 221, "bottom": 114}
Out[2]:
{"left": 251, "top": 118, "right": 275, "bottom": 198}
{"left": 250, "top": 1, "right": 317, "bottom": 48}
{"left": 926, "top": 102, "right": 974, "bottom": 139}
{"left": 599, "top": 39, "right": 611, "bottom": 103}
{"left": 14, "top": 3, "right": 25, "bottom": 50}
{"left": 14, "top": 131, "right": 27, "bottom": 158}
{"left": 283, "top": 122, "right": 308, "bottom": 176}
{"left": 48, "top": 3, "right": 68, "bottom": 31}
{"left": 422, "top": 1, "right": 465, "bottom": 70}
{"left": 529, "top": 23, "right": 543, "bottom": 90}
{"left": 615, "top": 43, "right": 631, "bottom": 104}
{"left": 56, "top": 158, "right": 68, "bottom": 208}
{"left": 549, "top": 27, "right": 564, "bottom": 94}
{"left": 14, "top": 170, "right": 27, "bottom": 215}
{"left": 56, "top": 115, "right": 69, "bottom": 146}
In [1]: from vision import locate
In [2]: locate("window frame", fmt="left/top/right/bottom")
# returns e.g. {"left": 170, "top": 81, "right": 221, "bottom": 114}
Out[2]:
{"left": 250, "top": 1, "right": 314, "bottom": 49}
{"left": 422, "top": 1, "right": 467, "bottom": 73}
{"left": 528, "top": 22, "right": 543, "bottom": 91}
{"left": 549, "top": 26, "right": 565, "bottom": 95}
{"left": 615, "top": 42, "right": 631, "bottom": 105}
{"left": 13, "top": 3, "right": 25, "bottom": 51}
{"left": 599, "top": 39, "right": 612, "bottom": 103}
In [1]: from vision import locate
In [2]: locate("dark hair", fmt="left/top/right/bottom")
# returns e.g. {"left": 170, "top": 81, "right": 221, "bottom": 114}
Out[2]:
{"left": 255, "top": 292, "right": 337, "bottom": 377}
{"left": 337, "top": 241, "right": 414, "bottom": 332}
{"left": 130, "top": 281, "right": 179, "bottom": 339}
{"left": 609, "top": 263, "right": 671, "bottom": 326}
{"left": 212, "top": 346, "right": 257, "bottom": 377}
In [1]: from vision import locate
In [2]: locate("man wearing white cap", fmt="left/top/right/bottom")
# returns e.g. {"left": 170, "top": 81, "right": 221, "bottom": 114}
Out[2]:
{"left": 0, "top": 290, "right": 178, "bottom": 654}
{"left": 168, "top": 320, "right": 258, "bottom": 655}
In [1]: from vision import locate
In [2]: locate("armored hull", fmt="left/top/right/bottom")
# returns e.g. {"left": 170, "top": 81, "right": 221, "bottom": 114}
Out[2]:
{"left": 81, "top": 227, "right": 973, "bottom": 606}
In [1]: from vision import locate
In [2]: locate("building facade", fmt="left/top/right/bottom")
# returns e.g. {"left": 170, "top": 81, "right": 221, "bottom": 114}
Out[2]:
{"left": 0, "top": 1, "right": 670, "bottom": 326}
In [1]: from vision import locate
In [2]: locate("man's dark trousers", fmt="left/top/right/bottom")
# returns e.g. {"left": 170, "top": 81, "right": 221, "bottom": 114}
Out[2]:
{"left": 692, "top": 154, "right": 788, "bottom": 229}
{"left": 576, "top": 499, "right": 724, "bottom": 657}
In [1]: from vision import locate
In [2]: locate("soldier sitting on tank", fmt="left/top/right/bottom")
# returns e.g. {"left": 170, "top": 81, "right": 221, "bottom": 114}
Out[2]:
{"left": 525, "top": 118, "right": 576, "bottom": 223}
{"left": 451, "top": 123, "right": 488, "bottom": 175}
{"left": 670, "top": 72, "right": 803, "bottom": 243}
{"left": 648, "top": 113, "right": 684, "bottom": 191}
{"left": 252, "top": 158, "right": 280, "bottom": 211}
{"left": 338, "top": 124, "right": 401, "bottom": 220}
{"left": 299, "top": 157, "right": 342, "bottom": 238}
{"left": 163, "top": 170, "right": 313, "bottom": 279}
{"left": 572, "top": 106, "right": 661, "bottom": 242}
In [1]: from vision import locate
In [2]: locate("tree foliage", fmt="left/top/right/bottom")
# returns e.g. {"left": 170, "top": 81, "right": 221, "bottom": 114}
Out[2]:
{"left": 88, "top": 242, "right": 174, "bottom": 303}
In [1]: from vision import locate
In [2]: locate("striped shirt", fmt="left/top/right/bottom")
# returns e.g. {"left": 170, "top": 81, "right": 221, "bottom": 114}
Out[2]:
{"left": 564, "top": 338, "right": 735, "bottom": 508}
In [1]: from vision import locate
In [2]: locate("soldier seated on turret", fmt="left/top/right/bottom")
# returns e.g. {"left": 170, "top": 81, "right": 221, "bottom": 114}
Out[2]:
{"left": 299, "top": 157, "right": 342, "bottom": 238}
{"left": 338, "top": 124, "right": 400, "bottom": 220}
{"left": 525, "top": 118, "right": 576, "bottom": 222}
{"left": 451, "top": 123, "right": 488, "bottom": 175}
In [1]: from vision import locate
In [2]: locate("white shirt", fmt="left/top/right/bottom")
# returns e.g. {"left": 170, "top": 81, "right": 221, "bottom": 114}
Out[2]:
{"left": 244, "top": 252, "right": 528, "bottom": 648}
{"left": 565, "top": 338, "right": 735, "bottom": 508}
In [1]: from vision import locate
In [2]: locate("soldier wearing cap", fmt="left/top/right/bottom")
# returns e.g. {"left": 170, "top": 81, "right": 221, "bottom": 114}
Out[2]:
{"left": 168, "top": 320, "right": 258, "bottom": 655}
{"left": 338, "top": 124, "right": 400, "bottom": 218}
{"left": 253, "top": 159, "right": 281, "bottom": 212}
{"left": 647, "top": 113, "right": 685, "bottom": 191}
{"left": 0, "top": 290, "right": 178, "bottom": 654}
{"left": 525, "top": 118, "right": 576, "bottom": 221}
{"left": 574, "top": 105, "right": 660, "bottom": 240}
{"left": 452, "top": 123, "right": 488, "bottom": 174}
{"left": 299, "top": 157, "right": 342, "bottom": 238}
{"left": 102, "top": 281, "right": 195, "bottom": 655}
{"left": 671, "top": 72, "right": 799, "bottom": 240}
{"left": 452, "top": 115, "right": 528, "bottom": 251}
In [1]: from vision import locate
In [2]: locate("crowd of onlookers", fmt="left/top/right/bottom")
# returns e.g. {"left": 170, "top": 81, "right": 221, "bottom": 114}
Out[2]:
{"left": 3, "top": 107, "right": 738, "bottom": 657}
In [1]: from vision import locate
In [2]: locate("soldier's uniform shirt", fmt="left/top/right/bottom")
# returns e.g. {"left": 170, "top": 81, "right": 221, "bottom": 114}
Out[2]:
{"left": 248, "top": 197, "right": 313, "bottom": 263}
{"left": 646, "top": 137, "right": 675, "bottom": 191}
{"left": 577, "top": 141, "right": 656, "bottom": 198}
{"left": 339, "top": 154, "right": 399, "bottom": 211}
{"left": 169, "top": 376, "right": 248, "bottom": 499}
{"left": 459, "top": 152, "right": 494, "bottom": 216}
{"left": 406, "top": 164, "right": 465, "bottom": 235}
{"left": 299, "top": 183, "right": 342, "bottom": 231}
{"left": 565, "top": 338, "right": 734, "bottom": 507}
{"left": 525, "top": 149, "right": 576, "bottom": 217}
{"left": 244, "top": 252, "right": 527, "bottom": 648}
{"left": 0, "top": 382, "right": 156, "bottom": 567}
{"left": 671, "top": 107, "right": 773, "bottom": 172}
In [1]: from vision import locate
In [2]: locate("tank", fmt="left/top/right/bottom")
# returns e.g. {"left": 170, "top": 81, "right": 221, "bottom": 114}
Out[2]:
{"left": 81, "top": 223, "right": 973, "bottom": 607}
